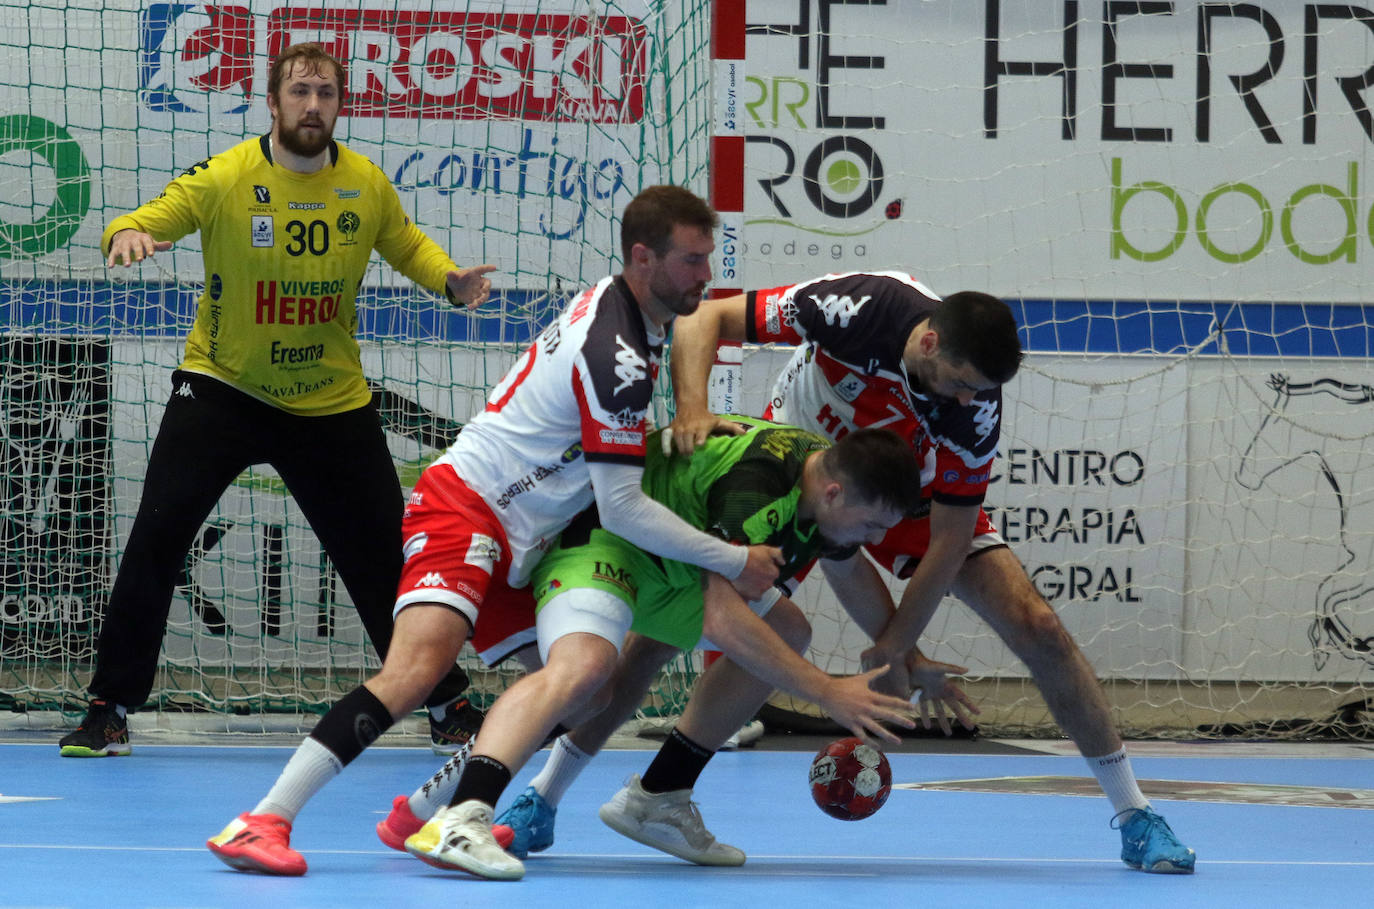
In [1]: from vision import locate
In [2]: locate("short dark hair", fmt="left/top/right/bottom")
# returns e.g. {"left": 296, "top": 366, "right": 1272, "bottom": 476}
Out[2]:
{"left": 620, "top": 185, "right": 718, "bottom": 262}
{"left": 928, "top": 291, "right": 1023, "bottom": 385}
{"left": 268, "top": 43, "right": 346, "bottom": 102}
{"left": 822, "top": 428, "right": 924, "bottom": 517}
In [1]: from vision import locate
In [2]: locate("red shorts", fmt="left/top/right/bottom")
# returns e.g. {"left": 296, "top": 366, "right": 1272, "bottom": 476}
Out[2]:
{"left": 865, "top": 508, "right": 1004, "bottom": 579}
{"left": 394, "top": 462, "right": 537, "bottom": 665}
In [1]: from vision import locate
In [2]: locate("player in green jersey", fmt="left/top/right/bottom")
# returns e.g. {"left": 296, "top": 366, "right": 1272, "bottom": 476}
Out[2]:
{"left": 385, "top": 417, "right": 931, "bottom": 876}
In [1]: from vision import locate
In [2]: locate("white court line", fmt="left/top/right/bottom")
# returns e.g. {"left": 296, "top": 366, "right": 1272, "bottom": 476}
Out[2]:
{"left": 996, "top": 739, "right": 1374, "bottom": 759}
{"left": 0, "top": 796, "right": 60, "bottom": 803}
{"left": 1, "top": 844, "right": 1371, "bottom": 868}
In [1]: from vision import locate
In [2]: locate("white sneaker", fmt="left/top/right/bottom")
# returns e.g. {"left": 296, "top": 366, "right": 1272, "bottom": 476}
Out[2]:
{"left": 719, "top": 719, "right": 765, "bottom": 751}
{"left": 598, "top": 774, "right": 745, "bottom": 866}
{"left": 404, "top": 799, "right": 525, "bottom": 881}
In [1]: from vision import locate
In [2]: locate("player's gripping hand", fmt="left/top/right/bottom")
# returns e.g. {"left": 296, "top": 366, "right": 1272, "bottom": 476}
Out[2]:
{"left": 445, "top": 264, "right": 497, "bottom": 309}
{"left": 817, "top": 665, "right": 916, "bottom": 748}
{"left": 906, "top": 651, "right": 980, "bottom": 736}
{"left": 731, "top": 543, "right": 783, "bottom": 601}
{"left": 668, "top": 406, "right": 746, "bottom": 457}
{"left": 860, "top": 645, "right": 913, "bottom": 701}
{"left": 106, "top": 229, "right": 173, "bottom": 267}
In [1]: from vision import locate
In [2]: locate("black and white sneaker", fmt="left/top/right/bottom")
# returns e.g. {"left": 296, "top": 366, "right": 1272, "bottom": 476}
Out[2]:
{"left": 58, "top": 700, "right": 131, "bottom": 757}
{"left": 428, "top": 696, "right": 485, "bottom": 755}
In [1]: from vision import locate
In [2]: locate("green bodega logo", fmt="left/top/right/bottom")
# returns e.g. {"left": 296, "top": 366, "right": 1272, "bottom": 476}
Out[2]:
{"left": 0, "top": 115, "right": 91, "bottom": 258}
{"left": 1111, "top": 157, "right": 1365, "bottom": 265}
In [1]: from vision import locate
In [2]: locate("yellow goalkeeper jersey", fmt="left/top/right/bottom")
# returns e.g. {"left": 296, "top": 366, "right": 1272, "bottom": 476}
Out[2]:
{"left": 103, "top": 135, "right": 459, "bottom": 416}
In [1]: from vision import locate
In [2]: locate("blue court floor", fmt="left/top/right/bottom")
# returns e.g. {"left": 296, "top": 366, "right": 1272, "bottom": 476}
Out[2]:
{"left": 1, "top": 737, "right": 1370, "bottom": 908}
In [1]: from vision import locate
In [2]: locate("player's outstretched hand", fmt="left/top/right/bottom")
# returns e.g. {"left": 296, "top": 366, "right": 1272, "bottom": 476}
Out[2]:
{"left": 668, "top": 407, "right": 746, "bottom": 456}
{"left": 731, "top": 543, "right": 783, "bottom": 601}
{"left": 906, "top": 651, "right": 980, "bottom": 736}
{"left": 446, "top": 264, "right": 497, "bottom": 309}
{"left": 820, "top": 665, "right": 916, "bottom": 748}
{"left": 106, "top": 229, "right": 172, "bottom": 267}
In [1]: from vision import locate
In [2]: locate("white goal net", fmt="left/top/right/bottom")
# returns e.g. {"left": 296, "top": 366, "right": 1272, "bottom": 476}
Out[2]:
{"left": 3, "top": 0, "right": 1372, "bottom": 741}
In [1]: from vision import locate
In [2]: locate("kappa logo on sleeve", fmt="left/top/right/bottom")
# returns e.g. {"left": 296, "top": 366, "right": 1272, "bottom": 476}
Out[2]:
{"left": 611, "top": 335, "right": 647, "bottom": 394}
{"left": 971, "top": 398, "right": 999, "bottom": 442}
{"left": 810, "top": 293, "right": 870, "bottom": 329}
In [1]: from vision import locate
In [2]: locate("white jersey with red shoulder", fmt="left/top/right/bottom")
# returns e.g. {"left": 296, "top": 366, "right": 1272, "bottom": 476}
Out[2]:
{"left": 748, "top": 270, "right": 1000, "bottom": 507}
{"left": 439, "top": 275, "right": 661, "bottom": 584}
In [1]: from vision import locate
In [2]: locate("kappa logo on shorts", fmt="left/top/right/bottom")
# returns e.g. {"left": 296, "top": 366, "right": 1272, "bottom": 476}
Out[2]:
{"left": 416, "top": 572, "right": 448, "bottom": 588}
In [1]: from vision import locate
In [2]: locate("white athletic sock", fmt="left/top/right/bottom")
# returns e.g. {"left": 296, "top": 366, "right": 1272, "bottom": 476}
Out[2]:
{"left": 406, "top": 749, "right": 468, "bottom": 821}
{"left": 1087, "top": 746, "right": 1150, "bottom": 815}
{"left": 528, "top": 734, "right": 593, "bottom": 807}
{"left": 253, "top": 737, "right": 344, "bottom": 824}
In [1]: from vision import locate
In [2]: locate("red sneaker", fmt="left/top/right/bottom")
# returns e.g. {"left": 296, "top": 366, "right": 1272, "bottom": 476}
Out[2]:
{"left": 377, "top": 795, "right": 424, "bottom": 851}
{"left": 207, "top": 812, "right": 307, "bottom": 876}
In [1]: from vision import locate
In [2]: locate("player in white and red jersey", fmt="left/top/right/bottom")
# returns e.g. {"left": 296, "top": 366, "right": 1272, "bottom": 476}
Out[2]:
{"left": 208, "top": 190, "right": 916, "bottom": 881}
{"left": 666, "top": 271, "right": 1196, "bottom": 875}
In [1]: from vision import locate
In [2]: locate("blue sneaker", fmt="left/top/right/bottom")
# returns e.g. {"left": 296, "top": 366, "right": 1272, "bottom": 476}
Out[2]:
{"left": 492, "top": 787, "right": 556, "bottom": 859}
{"left": 1113, "top": 807, "right": 1196, "bottom": 873}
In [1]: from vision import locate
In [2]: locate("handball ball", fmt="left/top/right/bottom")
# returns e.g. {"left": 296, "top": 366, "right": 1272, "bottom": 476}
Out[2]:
{"left": 808, "top": 737, "right": 892, "bottom": 821}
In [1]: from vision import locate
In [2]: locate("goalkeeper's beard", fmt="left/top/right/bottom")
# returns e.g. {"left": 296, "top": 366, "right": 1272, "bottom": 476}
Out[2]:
{"left": 276, "top": 118, "right": 334, "bottom": 157}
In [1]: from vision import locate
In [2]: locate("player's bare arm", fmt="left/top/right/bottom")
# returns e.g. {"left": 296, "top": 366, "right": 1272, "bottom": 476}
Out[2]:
{"left": 106, "top": 228, "right": 173, "bottom": 268}
{"left": 819, "top": 552, "right": 912, "bottom": 698}
{"left": 822, "top": 551, "right": 979, "bottom": 732}
{"left": 668, "top": 293, "right": 751, "bottom": 455}
{"left": 865, "top": 499, "right": 981, "bottom": 667}
{"left": 445, "top": 263, "right": 498, "bottom": 309}
{"left": 699, "top": 572, "right": 914, "bottom": 748}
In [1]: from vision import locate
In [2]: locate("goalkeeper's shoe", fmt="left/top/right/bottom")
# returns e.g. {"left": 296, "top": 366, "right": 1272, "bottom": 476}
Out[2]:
{"left": 598, "top": 774, "right": 745, "bottom": 866}
{"left": 405, "top": 800, "right": 524, "bottom": 880}
{"left": 58, "top": 700, "right": 130, "bottom": 757}
{"left": 429, "top": 696, "right": 485, "bottom": 755}
{"left": 206, "top": 812, "right": 307, "bottom": 876}
{"left": 492, "top": 786, "right": 557, "bottom": 859}
{"left": 1114, "top": 807, "right": 1196, "bottom": 874}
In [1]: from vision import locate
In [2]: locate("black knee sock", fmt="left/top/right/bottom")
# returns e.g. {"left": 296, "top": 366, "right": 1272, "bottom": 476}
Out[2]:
{"left": 640, "top": 728, "right": 714, "bottom": 794}
{"left": 308, "top": 686, "right": 394, "bottom": 767}
{"left": 451, "top": 754, "right": 513, "bottom": 808}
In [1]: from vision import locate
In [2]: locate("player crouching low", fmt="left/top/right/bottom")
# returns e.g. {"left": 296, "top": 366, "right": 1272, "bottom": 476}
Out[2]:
{"left": 378, "top": 420, "right": 956, "bottom": 876}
